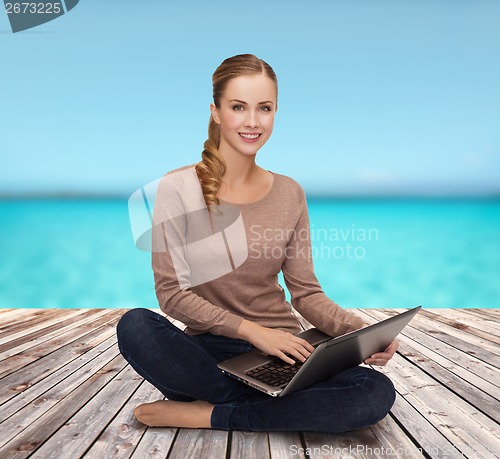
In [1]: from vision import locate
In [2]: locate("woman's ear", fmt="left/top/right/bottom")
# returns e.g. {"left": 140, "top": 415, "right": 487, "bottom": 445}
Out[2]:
{"left": 210, "top": 103, "right": 221, "bottom": 124}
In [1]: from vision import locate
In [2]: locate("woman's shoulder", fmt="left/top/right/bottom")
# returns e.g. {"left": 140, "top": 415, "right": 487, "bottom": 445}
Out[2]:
{"left": 155, "top": 163, "right": 203, "bottom": 209}
{"left": 157, "top": 163, "right": 199, "bottom": 188}
{"left": 271, "top": 171, "right": 306, "bottom": 201}
{"left": 272, "top": 171, "right": 303, "bottom": 188}
{"left": 162, "top": 163, "right": 198, "bottom": 179}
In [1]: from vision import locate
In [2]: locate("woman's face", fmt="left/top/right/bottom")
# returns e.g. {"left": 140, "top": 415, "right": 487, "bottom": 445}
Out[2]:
{"left": 211, "top": 73, "right": 277, "bottom": 158}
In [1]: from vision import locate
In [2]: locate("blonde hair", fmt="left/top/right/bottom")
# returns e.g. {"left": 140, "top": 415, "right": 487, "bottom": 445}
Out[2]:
{"left": 195, "top": 54, "right": 278, "bottom": 211}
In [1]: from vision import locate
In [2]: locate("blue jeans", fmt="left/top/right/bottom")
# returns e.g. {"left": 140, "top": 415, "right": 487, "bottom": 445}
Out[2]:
{"left": 116, "top": 308, "right": 396, "bottom": 433}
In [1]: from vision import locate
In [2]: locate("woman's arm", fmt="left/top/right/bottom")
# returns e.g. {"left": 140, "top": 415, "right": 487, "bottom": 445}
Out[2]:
{"left": 152, "top": 248, "right": 244, "bottom": 338}
{"left": 281, "top": 186, "right": 366, "bottom": 337}
{"left": 280, "top": 186, "right": 399, "bottom": 366}
{"left": 151, "top": 174, "right": 244, "bottom": 338}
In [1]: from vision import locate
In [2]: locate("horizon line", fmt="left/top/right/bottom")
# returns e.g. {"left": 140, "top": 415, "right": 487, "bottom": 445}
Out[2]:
{"left": 1, "top": 191, "right": 499, "bottom": 200}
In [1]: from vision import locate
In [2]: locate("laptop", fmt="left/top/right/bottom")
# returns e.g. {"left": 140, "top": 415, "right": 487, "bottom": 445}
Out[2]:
{"left": 218, "top": 306, "right": 421, "bottom": 397}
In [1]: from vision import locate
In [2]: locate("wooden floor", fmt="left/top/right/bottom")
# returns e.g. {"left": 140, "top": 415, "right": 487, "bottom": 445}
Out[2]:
{"left": 0, "top": 308, "right": 498, "bottom": 459}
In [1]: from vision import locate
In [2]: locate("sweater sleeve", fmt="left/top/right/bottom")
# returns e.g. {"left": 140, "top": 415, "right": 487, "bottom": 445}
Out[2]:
{"left": 281, "top": 186, "right": 365, "bottom": 337}
{"left": 151, "top": 174, "right": 244, "bottom": 338}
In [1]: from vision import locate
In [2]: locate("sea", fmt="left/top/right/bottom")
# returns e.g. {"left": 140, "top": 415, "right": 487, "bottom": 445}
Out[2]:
{"left": 1, "top": 197, "right": 499, "bottom": 309}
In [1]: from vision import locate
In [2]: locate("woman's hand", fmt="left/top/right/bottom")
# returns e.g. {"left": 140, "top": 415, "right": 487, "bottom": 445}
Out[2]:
{"left": 236, "top": 319, "right": 315, "bottom": 365}
{"left": 363, "top": 339, "right": 399, "bottom": 366}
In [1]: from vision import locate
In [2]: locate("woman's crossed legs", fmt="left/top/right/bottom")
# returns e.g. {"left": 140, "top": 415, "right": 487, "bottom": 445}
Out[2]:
{"left": 116, "top": 308, "right": 396, "bottom": 432}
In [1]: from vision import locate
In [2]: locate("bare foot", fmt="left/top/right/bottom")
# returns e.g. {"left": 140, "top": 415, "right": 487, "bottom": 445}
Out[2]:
{"left": 134, "top": 399, "right": 214, "bottom": 428}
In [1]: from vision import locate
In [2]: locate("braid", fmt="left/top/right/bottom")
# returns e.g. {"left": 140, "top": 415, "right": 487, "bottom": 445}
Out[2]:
{"left": 195, "top": 117, "right": 225, "bottom": 211}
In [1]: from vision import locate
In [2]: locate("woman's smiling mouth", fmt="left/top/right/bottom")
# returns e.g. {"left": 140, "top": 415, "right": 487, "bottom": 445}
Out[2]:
{"left": 239, "top": 133, "right": 261, "bottom": 142}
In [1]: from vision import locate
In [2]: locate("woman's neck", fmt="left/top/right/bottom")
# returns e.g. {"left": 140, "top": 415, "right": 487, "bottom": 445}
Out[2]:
{"left": 219, "top": 151, "right": 260, "bottom": 189}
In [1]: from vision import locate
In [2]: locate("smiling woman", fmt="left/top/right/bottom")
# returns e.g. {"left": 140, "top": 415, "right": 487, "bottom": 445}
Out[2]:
{"left": 116, "top": 53, "right": 398, "bottom": 433}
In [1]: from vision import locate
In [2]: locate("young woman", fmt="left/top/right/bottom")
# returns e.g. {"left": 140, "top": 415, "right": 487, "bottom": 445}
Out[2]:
{"left": 117, "top": 53, "right": 398, "bottom": 432}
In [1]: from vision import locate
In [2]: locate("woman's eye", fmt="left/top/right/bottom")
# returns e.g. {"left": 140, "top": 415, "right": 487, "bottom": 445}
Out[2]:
{"left": 260, "top": 106, "right": 272, "bottom": 112}
{"left": 232, "top": 105, "right": 244, "bottom": 111}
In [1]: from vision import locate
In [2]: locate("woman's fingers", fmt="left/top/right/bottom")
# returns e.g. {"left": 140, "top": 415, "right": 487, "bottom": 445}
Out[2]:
{"left": 386, "top": 339, "right": 399, "bottom": 354}
{"left": 277, "top": 350, "right": 296, "bottom": 365}
{"left": 250, "top": 326, "right": 316, "bottom": 365}
{"left": 296, "top": 337, "right": 315, "bottom": 353}
{"left": 277, "top": 337, "right": 314, "bottom": 364}
{"left": 363, "top": 339, "right": 399, "bottom": 366}
{"left": 364, "top": 353, "right": 391, "bottom": 366}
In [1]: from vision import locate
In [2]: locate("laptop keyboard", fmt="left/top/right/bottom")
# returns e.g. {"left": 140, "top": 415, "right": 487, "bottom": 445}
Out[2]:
{"left": 245, "top": 359, "right": 304, "bottom": 388}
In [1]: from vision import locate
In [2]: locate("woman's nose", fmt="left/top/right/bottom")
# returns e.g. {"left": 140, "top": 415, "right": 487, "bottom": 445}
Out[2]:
{"left": 244, "top": 111, "right": 259, "bottom": 128}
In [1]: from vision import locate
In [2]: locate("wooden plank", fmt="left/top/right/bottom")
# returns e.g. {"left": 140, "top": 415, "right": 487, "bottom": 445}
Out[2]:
{"left": 300, "top": 414, "right": 426, "bottom": 459}
{"left": 0, "top": 341, "right": 121, "bottom": 448}
{"left": 0, "top": 309, "right": 66, "bottom": 338}
{"left": 0, "top": 354, "right": 128, "bottom": 459}
{"left": 29, "top": 362, "right": 144, "bottom": 459}
{"left": 369, "top": 413, "right": 427, "bottom": 458}
{"left": 0, "top": 309, "right": 102, "bottom": 352}
{"left": 128, "top": 426, "right": 177, "bottom": 458}
{"left": 355, "top": 309, "right": 500, "bottom": 399}
{"left": 381, "top": 353, "right": 500, "bottom": 458}
{"left": 419, "top": 309, "right": 500, "bottom": 344}
{"left": 359, "top": 308, "right": 500, "bottom": 389}
{"left": 392, "top": 334, "right": 498, "bottom": 420}
{"left": 0, "top": 309, "right": 30, "bottom": 323}
{"left": 403, "top": 309, "right": 500, "bottom": 362}
{"left": 461, "top": 308, "right": 500, "bottom": 321}
{"left": 422, "top": 308, "right": 498, "bottom": 345}
{"left": 83, "top": 380, "right": 163, "bottom": 459}
{"left": 167, "top": 428, "right": 228, "bottom": 459}
{"left": 230, "top": 431, "right": 269, "bottom": 459}
{"left": 386, "top": 393, "right": 462, "bottom": 459}
{"left": 0, "top": 308, "right": 119, "bottom": 378}
{"left": 0, "top": 309, "right": 113, "bottom": 375}
{"left": 0, "top": 309, "right": 107, "bottom": 352}
{"left": 0, "top": 308, "right": 41, "bottom": 323}
{"left": 0, "top": 311, "right": 121, "bottom": 405}
{"left": 431, "top": 308, "right": 500, "bottom": 336}
{"left": 268, "top": 432, "right": 305, "bottom": 459}
{"left": 354, "top": 309, "right": 500, "bottom": 457}
{"left": 0, "top": 307, "right": 497, "bottom": 459}
{"left": 303, "top": 427, "right": 385, "bottom": 459}
{"left": 0, "top": 308, "right": 90, "bottom": 349}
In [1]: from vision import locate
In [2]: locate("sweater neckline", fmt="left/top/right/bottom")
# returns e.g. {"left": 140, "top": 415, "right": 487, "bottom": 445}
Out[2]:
{"left": 218, "top": 171, "right": 276, "bottom": 208}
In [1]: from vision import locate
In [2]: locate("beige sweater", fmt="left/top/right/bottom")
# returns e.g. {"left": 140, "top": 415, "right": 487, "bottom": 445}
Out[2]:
{"left": 151, "top": 164, "right": 365, "bottom": 339}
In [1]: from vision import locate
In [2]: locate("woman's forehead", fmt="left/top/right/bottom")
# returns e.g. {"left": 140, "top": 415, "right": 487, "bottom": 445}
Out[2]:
{"left": 222, "top": 74, "right": 277, "bottom": 102}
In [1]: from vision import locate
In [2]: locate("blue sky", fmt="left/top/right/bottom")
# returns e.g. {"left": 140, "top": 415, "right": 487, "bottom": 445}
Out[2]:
{"left": 1, "top": 0, "right": 499, "bottom": 196}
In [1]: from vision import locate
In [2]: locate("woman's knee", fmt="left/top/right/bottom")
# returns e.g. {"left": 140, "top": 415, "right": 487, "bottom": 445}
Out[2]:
{"left": 116, "top": 308, "right": 154, "bottom": 351}
{"left": 366, "top": 369, "right": 396, "bottom": 423}
{"left": 338, "top": 367, "right": 395, "bottom": 427}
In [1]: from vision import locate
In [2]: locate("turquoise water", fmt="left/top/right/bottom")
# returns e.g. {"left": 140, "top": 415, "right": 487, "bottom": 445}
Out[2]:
{"left": 1, "top": 198, "right": 499, "bottom": 309}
